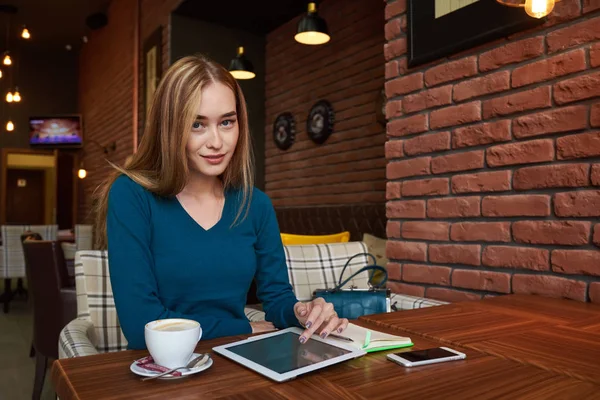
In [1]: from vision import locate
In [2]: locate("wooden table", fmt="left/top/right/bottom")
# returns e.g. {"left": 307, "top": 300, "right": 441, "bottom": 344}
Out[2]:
{"left": 51, "top": 295, "right": 600, "bottom": 399}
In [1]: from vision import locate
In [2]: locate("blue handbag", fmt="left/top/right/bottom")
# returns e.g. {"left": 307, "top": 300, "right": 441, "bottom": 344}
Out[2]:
{"left": 312, "top": 253, "right": 390, "bottom": 320}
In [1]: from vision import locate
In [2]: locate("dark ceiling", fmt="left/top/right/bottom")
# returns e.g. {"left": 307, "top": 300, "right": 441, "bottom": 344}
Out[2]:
{"left": 0, "top": 0, "right": 108, "bottom": 50}
{"left": 173, "top": 0, "right": 313, "bottom": 35}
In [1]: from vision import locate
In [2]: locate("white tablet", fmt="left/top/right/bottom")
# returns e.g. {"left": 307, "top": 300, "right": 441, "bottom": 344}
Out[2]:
{"left": 212, "top": 327, "right": 366, "bottom": 382}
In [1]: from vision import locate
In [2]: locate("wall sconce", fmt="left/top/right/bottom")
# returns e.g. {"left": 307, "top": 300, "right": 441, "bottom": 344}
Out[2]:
{"left": 496, "top": 0, "right": 561, "bottom": 18}
{"left": 295, "top": 2, "right": 330, "bottom": 45}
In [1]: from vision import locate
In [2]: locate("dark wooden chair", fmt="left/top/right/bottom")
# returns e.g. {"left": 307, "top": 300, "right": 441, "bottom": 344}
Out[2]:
{"left": 22, "top": 240, "right": 77, "bottom": 400}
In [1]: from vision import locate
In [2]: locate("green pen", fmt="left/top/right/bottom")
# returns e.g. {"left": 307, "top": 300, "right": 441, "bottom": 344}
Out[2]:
{"left": 363, "top": 330, "right": 372, "bottom": 349}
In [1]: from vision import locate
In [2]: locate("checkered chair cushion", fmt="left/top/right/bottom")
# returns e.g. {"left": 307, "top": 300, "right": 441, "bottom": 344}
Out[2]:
{"left": 390, "top": 293, "right": 448, "bottom": 311}
{"left": 59, "top": 250, "right": 266, "bottom": 358}
{"left": 0, "top": 225, "right": 58, "bottom": 278}
{"left": 284, "top": 242, "right": 371, "bottom": 302}
{"left": 74, "top": 224, "right": 93, "bottom": 251}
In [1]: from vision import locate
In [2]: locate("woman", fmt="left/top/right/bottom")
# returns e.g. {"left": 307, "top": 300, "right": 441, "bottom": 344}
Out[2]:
{"left": 93, "top": 54, "right": 348, "bottom": 350}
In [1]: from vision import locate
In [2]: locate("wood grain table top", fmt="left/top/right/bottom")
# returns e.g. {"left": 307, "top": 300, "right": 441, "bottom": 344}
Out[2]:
{"left": 52, "top": 295, "right": 600, "bottom": 399}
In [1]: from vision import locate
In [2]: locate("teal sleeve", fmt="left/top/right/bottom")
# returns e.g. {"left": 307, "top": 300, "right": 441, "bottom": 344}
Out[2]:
{"left": 253, "top": 193, "right": 301, "bottom": 329}
{"left": 107, "top": 177, "right": 251, "bottom": 350}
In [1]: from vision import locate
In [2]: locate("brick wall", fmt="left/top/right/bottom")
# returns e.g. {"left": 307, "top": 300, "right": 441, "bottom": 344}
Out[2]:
{"left": 264, "top": 0, "right": 386, "bottom": 208}
{"left": 78, "top": 0, "right": 182, "bottom": 222}
{"left": 384, "top": 0, "right": 600, "bottom": 303}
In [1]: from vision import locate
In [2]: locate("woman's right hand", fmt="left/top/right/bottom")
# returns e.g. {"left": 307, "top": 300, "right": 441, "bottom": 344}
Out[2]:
{"left": 250, "top": 321, "right": 276, "bottom": 333}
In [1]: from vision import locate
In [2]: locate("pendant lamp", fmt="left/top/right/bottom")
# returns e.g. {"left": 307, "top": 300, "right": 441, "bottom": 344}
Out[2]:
{"left": 295, "top": 2, "right": 330, "bottom": 45}
{"left": 228, "top": 47, "right": 255, "bottom": 80}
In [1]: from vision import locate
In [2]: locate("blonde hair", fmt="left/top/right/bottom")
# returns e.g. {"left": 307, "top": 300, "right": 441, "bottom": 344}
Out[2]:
{"left": 93, "top": 54, "right": 254, "bottom": 249}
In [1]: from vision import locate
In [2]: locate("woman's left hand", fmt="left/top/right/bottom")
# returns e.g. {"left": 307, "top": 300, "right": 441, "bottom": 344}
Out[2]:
{"left": 293, "top": 298, "right": 349, "bottom": 343}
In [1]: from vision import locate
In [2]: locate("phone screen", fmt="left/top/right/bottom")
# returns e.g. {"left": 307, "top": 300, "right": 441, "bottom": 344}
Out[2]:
{"left": 393, "top": 348, "right": 456, "bottom": 363}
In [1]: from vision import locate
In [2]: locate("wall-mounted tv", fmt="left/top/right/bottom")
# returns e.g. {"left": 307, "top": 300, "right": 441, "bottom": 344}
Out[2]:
{"left": 29, "top": 115, "right": 83, "bottom": 147}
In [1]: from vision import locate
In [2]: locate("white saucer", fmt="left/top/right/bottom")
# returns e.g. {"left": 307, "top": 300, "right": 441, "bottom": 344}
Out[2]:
{"left": 130, "top": 353, "right": 213, "bottom": 380}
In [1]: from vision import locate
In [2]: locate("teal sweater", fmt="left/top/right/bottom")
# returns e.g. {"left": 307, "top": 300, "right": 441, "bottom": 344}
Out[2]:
{"left": 107, "top": 175, "right": 300, "bottom": 349}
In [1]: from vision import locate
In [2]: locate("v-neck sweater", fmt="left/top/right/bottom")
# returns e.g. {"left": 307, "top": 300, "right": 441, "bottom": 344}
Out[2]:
{"left": 107, "top": 175, "right": 300, "bottom": 350}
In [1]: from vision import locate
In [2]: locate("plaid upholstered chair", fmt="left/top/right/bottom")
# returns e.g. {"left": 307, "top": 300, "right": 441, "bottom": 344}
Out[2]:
{"left": 0, "top": 224, "right": 58, "bottom": 313}
{"left": 59, "top": 251, "right": 265, "bottom": 358}
{"left": 74, "top": 224, "right": 93, "bottom": 251}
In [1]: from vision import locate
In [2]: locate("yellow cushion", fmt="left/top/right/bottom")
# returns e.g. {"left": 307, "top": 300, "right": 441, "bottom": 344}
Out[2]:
{"left": 280, "top": 231, "right": 350, "bottom": 246}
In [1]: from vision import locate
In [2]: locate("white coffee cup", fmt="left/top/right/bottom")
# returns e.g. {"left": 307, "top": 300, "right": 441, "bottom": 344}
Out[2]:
{"left": 144, "top": 318, "right": 202, "bottom": 369}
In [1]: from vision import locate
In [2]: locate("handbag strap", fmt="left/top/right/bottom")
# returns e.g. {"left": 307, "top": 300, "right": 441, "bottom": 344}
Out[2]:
{"left": 335, "top": 252, "right": 388, "bottom": 290}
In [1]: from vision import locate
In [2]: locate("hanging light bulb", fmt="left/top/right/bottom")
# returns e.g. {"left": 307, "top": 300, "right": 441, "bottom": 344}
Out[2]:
{"left": 12, "top": 88, "right": 21, "bottom": 102}
{"left": 228, "top": 47, "right": 256, "bottom": 80}
{"left": 524, "top": 0, "right": 556, "bottom": 18}
{"left": 3, "top": 52, "right": 12, "bottom": 66}
{"left": 6, "top": 120, "right": 14, "bottom": 131}
{"left": 21, "top": 26, "right": 31, "bottom": 39}
{"left": 78, "top": 167, "right": 87, "bottom": 179}
{"left": 295, "top": 2, "right": 330, "bottom": 45}
{"left": 0, "top": 69, "right": 3, "bottom": 78}
{"left": 6, "top": 91, "right": 13, "bottom": 103}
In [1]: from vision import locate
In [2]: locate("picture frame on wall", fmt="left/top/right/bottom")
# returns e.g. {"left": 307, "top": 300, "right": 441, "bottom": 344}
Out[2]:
{"left": 141, "top": 26, "right": 163, "bottom": 141}
{"left": 407, "top": 0, "right": 544, "bottom": 67}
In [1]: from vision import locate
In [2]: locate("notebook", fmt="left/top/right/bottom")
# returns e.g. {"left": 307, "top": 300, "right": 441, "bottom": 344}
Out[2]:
{"left": 329, "top": 323, "right": 413, "bottom": 353}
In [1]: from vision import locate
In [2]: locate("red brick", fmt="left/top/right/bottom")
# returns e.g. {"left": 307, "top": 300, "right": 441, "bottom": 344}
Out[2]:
{"left": 384, "top": 38, "right": 407, "bottom": 61}
{"left": 487, "top": 139, "right": 554, "bottom": 167}
{"left": 584, "top": 0, "right": 600, "bottom": 13}
{"left": 424, "top": 56, "right": 478, "bottom": 87}
{"left": 594, "top": 224, "right": 600, "bottom": 246}
{"left": 554, "top": 190, "right": 600, "bottom": 217}
{"left": 593, "top": 164, "right": 600, "bottom": 186}
{"left": 403, "top": 86, "right": 452, "bottom": 114}
{"left": 426, "top": 287, "right": 482, "bottom": 302}
{"left": 387, "top": 114, "right": 429, "bottom": 137}
{"left": 385, "top": 100, "right": 403, "bottom": 119}
{"left": 402, "top": 264, "right": 451, "bottom": 285}
{"left": 451, "top": 222, "right": 511, "bottom": 242}
{"left": 483, "top": 86, "right": 551, "bottom": 118}
{"left": 386, "top": 182, "right": 402, "bottom": 200}
{"left": 386, "top": 200, "right": 426, "bottom": 219}
{"left": 429, "top": 244, "right": 481, "bottom": 266}
{"left": 453, "top": 71, "right": 510, "bottom": 102}
{"left": 402, "top": 221, "right": 450, "bottom": 241}
{"left": 431, "top": 150, "right": 484, "bottom": 174}
{"left": 513, "top": 221, "right": 591, "bottom": 246}
{"left": 385, "top": 73, "right": 424, "bottom": 97}
{"left": 483, "top": 246, "right": 549, "bottom": 271}
{"left": 554, "top": 71, "right": 600, "bottom": 105}
{"left": 386, "top": 263, "right": 402, "bottom": 281}
{"left": 386, "top": 240, "right": 427, "bottom": 262}
{"left": 543, "top": 0, "right": 582, "bottom": 27}
{"left": 388, "top": 281, "right": 425, "bottom": 297}
{"left": 430, "top": 102, "right": 482, "bottom": 130}
{"left": 590, "top": 282, "right": 600, "bottom": 304}
{"left": 387, "top": 157, "right": 431, "bottom": 179}
{"left": 452, "top": 120, "right": 511, "bottom": 149}
{"left": 557, "top": 131, "right": 600, "bottom": 160}
{"left": 592, "top": 103, "right": 600, "bottom": 127}
{"left": 514, "top": 164, "right": 589, "bottom": 190}
{"left": 546, "top": 16, "right": 600, "bottom": 53}
{"left": 386, "top": 221, "right": 402, "bottom": 239}
{"left": 479, "top": 36, "right": 545, "bottom": 72}
{"left": 385, "top": 18, "right": 402, "bottom": 41}
{"left": 512, "top": 105, "right": 588, "bottom": 139}
{"left": 402, "top": 178, "right": 449, "bottom": 197}
{"left": 591, "top": 43, "right": 600, "bottom": 68}
{"left": 427, "top": 197, "right": 480, "bottom": 218}
{"left": 512, "top": 274, "right": 586, "bottom": 301}
{"left": 385, "top": 140, "right": 404, "bottom": 159}
{"left": 452, "top": 270, "right": 511, "bottom": 294}
{"left": 482, "top": 195, "right": 550, "bottom": 217}
{"left": 452, "top": 170, "right": 511, "bottom": 194}
{"left": 404, "top": 132, "right": 450, "bottom": 156}
{"left": 552, "top": 250, "right": 600, "bottom": 276}
{"left": 512, "top": 49, "right": 587, "bottom": 88}
{"left": 385, "top": 60, "right": 402, "bottom": 80}
{"left": 385, "top": 0, "right": 407, "bottom": 20}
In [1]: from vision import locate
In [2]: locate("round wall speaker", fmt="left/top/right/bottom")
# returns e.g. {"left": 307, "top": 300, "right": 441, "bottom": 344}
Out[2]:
{"left": 86, "top": 13, "right": 108, "bottom": 30}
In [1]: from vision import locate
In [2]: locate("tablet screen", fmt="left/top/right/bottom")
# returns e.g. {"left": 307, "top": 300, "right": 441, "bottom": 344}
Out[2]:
{"left": 226, "top": 332, "right": 352, "bottom": 374}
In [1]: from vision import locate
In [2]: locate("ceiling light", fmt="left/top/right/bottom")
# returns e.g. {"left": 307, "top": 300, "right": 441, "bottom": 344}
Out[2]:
{"left": 12, "top": 87, "right": 20, "bottom": 102}
{"left": 21, "top": 26, "right": 30, "bottom": 39}
{"left": 6, "top": 120, "right": 14, "bottom": 131}
{"left": 228, "top": 47, "right": 255, "bottom": 80}
{"left": 6, "top": 91, "right": 12, "bottom": 102}
{"left": 295, "top": 2, "right": 330, "bottom": 45}
{"left": 3, "top": 52, "right": 11, "bottom": 66}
